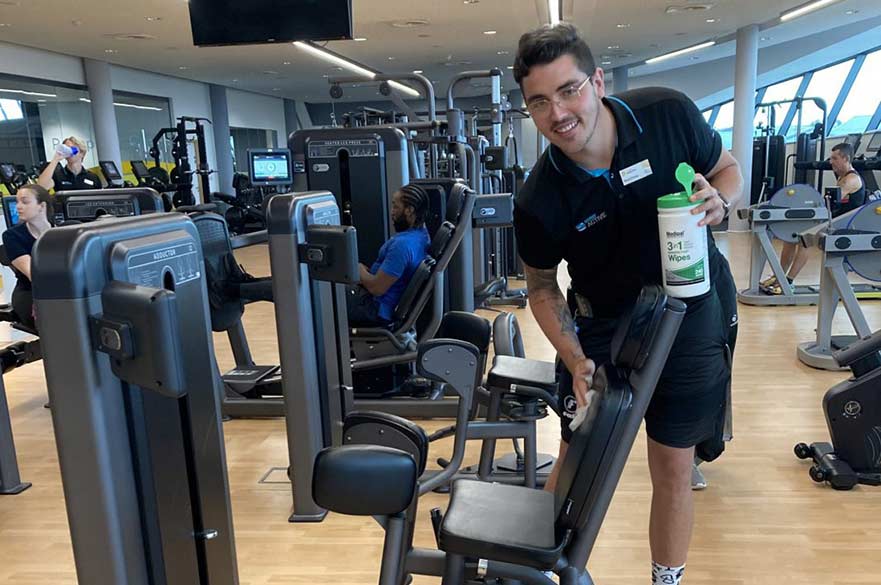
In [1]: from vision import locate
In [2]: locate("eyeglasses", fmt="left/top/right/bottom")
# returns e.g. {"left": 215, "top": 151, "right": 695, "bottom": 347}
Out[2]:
{"left": 526, "top": 77, "right": 592, "bottom": 117}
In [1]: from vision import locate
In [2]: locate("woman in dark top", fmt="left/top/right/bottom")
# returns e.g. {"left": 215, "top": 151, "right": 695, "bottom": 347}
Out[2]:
{"left": 2, "top": 184, "right": 53, "bottom": 329}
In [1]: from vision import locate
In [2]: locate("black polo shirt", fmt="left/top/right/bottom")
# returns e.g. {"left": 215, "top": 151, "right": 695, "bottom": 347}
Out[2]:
{"left": 52, "top": 164, "right": 102, "bottom": 191}
{"left": 514, "top": 87, "right": 724, "bottom": 317}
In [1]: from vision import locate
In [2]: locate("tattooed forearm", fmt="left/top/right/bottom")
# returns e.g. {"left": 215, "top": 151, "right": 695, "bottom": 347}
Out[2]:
{"left": 523, "top": 264, "right": 587, "bottom": 373}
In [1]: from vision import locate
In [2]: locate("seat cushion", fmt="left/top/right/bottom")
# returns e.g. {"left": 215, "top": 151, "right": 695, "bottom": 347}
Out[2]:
{"left": 439, "top": 480, "right": 561, "bottom": 569}
{"left": 487, "top": 355, "right": 556, "bottom": 392}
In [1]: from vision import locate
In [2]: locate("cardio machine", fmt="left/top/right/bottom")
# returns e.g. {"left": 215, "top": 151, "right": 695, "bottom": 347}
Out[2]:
{"left": 795, "top": 329, "right": 881, "bottom": 490}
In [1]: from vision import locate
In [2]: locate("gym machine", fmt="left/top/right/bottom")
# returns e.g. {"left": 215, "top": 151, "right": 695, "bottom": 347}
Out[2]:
{"left": 32, "top": 213, "right": 239, "bottom": 584}
{"left": 0, "top": 338, "right": 41, "bottom": 495}
{"left": 147, "top": 116, "right": 214, "bottom": 208}
{"left": 795, "top": 329, "right": 881, "bottom": 490}
{"left": 312, "top": 286, "right": 686, "bottom": 585}
{"left": 736, "top": 184, "right": 831, "bottom": 305}
{"left": 797, "top": 202, "right": 881, "bottom": 370}
{"left": 51, "top": 187, "right": 164, "bottom": 225}
{"left": 98, "top": 160, "right": 129, "bottom": 188}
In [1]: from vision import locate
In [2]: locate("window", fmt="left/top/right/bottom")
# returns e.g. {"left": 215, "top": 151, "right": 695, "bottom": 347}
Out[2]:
{"left": 831, "top": 50, "right": 881, "bottom": 136}
{"left": 790, "top": 59, "right": 854, "bottom": 141}
{"left": 0, "top": 99, "right": 23, "bottom": 121}
{"left": 112, "top": 91, "right": 173, "bottom": 165}
{"left": 713, "top": 101, "right": 734, "bottom": 149}
{"left": 702, "top": 109, "right": 712, "bottom": 123}
{"left": 754, "top": 76, "right": 803, "bottom": 134}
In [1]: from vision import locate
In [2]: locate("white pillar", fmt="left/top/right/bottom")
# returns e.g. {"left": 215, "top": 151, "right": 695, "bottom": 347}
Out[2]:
{"left": 729, "top": 24, "right": 759, "bottom": 232}
{"left": 611, "top": 66, "right": 629, "bottom": 95}
{"left": 83, "top": 59, "right": 122, "bottom": 171}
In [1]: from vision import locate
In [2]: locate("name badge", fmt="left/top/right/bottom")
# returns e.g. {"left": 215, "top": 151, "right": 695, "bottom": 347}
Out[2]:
{"left": 619, "top": 159, "right": 652, "bottom": 186}
{"left": 84, "top": 178, "right": 94, "bottom": 186}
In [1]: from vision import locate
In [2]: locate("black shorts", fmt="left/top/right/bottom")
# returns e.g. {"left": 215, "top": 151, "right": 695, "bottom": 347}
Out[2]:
{"left": 558, "top": 287, "right": 731, "bottom": 449}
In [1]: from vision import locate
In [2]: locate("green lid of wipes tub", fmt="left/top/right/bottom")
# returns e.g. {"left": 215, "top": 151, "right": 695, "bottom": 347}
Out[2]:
{"left": 657, "top": 192, "right": 696, "bottom": 209}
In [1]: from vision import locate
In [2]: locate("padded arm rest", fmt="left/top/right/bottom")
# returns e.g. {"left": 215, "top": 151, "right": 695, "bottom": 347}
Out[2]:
{"left": 313, "top": 445, "right": 418, "bottom": 516}
{"left": 230, "top": 230, "right": 268, "bottom": 249}
{"left": 238, "top": 278, "right": 274, "bottom": 303}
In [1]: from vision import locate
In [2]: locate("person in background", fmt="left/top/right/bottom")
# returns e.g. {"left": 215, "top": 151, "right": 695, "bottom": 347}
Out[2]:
{"left": 347, "top": 184, "right": 430, "bottom": 326}
{"left": 2, "top": 184, "right": 53, "bottom": 329}
{"left": 37, "top": 136, "right": 101, "bottom": 192}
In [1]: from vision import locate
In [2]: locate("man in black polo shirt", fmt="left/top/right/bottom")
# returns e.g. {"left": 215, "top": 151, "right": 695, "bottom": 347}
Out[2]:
{"left": 36, "top": 136, "right": 102, "bottom": 192}
{"left": 512, "top": 24, "right": 742, "bottom": 585}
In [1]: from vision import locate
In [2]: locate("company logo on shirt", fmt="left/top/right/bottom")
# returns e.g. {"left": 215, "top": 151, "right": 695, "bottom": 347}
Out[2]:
{"left": 575, "top": 211, "right": 607, "bottom": 232}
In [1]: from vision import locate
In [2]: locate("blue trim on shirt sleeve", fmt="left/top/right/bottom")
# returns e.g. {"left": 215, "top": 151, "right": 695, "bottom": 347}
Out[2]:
{"left": 607, "top": 96, "right": 644, "bottom": 134}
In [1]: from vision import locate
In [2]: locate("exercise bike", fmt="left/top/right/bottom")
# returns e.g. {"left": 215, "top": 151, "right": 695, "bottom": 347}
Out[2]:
{"left": 794, "top": 329, "right": 881, "bottom": 490}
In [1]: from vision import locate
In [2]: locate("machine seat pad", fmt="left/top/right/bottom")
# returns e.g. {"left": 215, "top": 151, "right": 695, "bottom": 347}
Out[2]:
{"left": 344, "top": 411, "right": 430, "bottom": 475}
{"left": 488, "top": 355, "right": 557, "bottom": 393}
{"left": 313, "top": 445, "right": 417, "bottom": 516}
{"left": 439, "top": 479, "right": 561, "bottom": 569}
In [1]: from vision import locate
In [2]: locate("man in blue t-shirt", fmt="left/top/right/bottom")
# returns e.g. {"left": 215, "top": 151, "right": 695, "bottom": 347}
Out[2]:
{"left": 347, "top": 184, "right": 430, "bottom": 326}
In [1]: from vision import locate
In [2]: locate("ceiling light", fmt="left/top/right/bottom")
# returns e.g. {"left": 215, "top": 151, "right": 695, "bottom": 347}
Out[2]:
{"left": 231, "top": 79, "right": 238, "bottom": 83}
{"left": 37, "top": 99, "right": 46, "bottom": 102}
{"left": 0, "top": 89, "right": 57, "bottom": 98}
{"left": 272, "top": 88, "right": 281, "bottom": 91}
{"left": 780, "top": 0, "right": 843, "bottom": 22}
{"left": 145, "top": 16, "right": 162, "bottom": 22}
{"left": 283, "top": 61, "right": 291, "bottom": 65}
{"left": 0, "top": 23, "right": 9, "bottom": 27}
{"left": 104, "top": 49, "right": 117, "bottom": 54}
{"left": 483, "top": 30, "right": 497, "bottom": 35}
{"left": 464, "top": 0, "right": 479, "bottom": 4}
{"left": 506, "top": 66, "right": 514, "bottom": 69}
{"left": 845, "top": 9, "right": 858, "bottom": 14}
{"left": 354, "top": 37, "right": 367, "bottom": 41}
{"left": 601, "top": 61, "right": 612, "bottom": 65}
{"left": 607, "top": 45, "right": 620, "bottom": 49}
{"left": 760, "top": 36, "right": 771, "bottom": 41}
{"left": 388, "top": 56, "right": 395, "bottom": 60}
{"left": 178, "top": 66, "right": 189, "bottom": 70}
{"left": 645, "top": 40, "right": 715, "bottom": 64}
{"left": 114, "top": 102, "right": 163, "bottom": 111}
{"left": 388, "top": 80, "right": 421, "bottom": 97}
{"left": 413, "top": 69, "right": 423, "bottom": 74}
{"left": 548, "top": 0, "right": 560, "bottom": 25}
{"left": 294, "top": 41, "right": 376, "bottom": 79}
{"left": 616, "top": 23, "right": 631, "bottom": 28}
{"left": 497, "top": 50, "right": 510, "bottom": 55}
{"left": 705, "top": 18, "right": 717, "bottom": 22}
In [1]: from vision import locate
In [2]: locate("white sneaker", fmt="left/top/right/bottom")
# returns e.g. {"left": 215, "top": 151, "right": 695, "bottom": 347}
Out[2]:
{"left": 691, "top": 463, "right": 707, "bottom": 490}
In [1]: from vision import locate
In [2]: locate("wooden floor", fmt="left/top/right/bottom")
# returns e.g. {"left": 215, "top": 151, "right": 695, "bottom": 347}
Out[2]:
{"left": 1, "top": 230, "right": 880, "bottom": 585}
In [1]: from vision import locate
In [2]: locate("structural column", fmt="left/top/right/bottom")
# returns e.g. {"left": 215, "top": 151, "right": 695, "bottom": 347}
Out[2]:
{"left": 729, "top": 24, "right": 759, "bottom": 232}
{"left": 611, "top": 66, "right": 629, "bottom": 95}
{"left": 283, "top": 98, "right": 299, "bottom": 144}
{"left": 83, "top": 59, "right": 122, "bottom": 171}
{"left": 209, "top": 84, "right": 234, "bottom": 193}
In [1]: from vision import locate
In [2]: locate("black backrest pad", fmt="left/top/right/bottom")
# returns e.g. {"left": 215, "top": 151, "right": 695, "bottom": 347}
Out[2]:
{"left": 343, "top": 411, "right": 430, "bottom": 476}
{"left": 492, "top": 312, "right": 526, "bottom": 358}
{"left": 191, "top": 212, "right": 245, "bottom": 331}
{"left": 313, "top": 445, "right": 418, "bottom": 516}
{"left": 435, "top": 311, "right": 491, "bottom": 382}
{"left": 552, "top": 365, "right": 632, "bottom": 535}
{"left": 435, "top": 184, "right": 475, "bottom": 272}
{"left": 429, "top": 221, "right": 454, "bottom": 260}
{"left": 611, "top": 285, "right": 667, "bottom": 370}
{"left": 393, "top": 258, "right": 435, "bottom": 323}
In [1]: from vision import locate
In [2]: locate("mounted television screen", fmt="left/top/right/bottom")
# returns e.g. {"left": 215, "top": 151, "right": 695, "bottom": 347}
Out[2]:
{"left": 188, "top": 0, "right": 353, "bottom": 46}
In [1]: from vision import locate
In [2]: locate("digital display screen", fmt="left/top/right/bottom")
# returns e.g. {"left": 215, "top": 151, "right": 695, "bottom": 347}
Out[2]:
{"left": 3, "top": 196, "right": 19, "bottom": 225}
{"left": 248, "top": 149, "right": 292, "bottom": 186}
{"left": 130, "top": 160, "right": 150, "bottom": 178}
{"left": 0, "top": 163, "right": 15, "bottom": 181}
{"left": 100, "top": 160, "right": 122, "bottom": 181}
{"left": 867, "top": 132, "right": 881, "bottom": 153}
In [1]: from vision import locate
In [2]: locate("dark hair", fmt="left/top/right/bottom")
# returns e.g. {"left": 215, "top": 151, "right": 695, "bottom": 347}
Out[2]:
{"left": 17, "top": 183, "right": 54, "bottom": 220}
{"left": 398, "top": 184, "right": 429, "bottom": 226}
{"left": 832, "top": 143, "right": 854, "bottom": 161}
{"left": 513, "top": 23, "right": 596, "bottom": 85}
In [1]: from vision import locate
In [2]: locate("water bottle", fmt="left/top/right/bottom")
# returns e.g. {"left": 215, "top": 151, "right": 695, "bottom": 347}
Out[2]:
{"left": 56, "top": 143, "right": 79, "bottom": 158}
